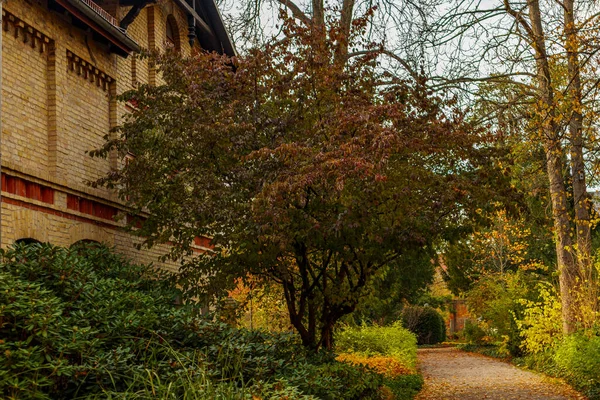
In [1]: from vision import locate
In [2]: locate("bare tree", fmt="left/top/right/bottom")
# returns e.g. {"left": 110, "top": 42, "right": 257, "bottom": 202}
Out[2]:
{"left": 217, "top": 0, "right": 442, "bottom": 80}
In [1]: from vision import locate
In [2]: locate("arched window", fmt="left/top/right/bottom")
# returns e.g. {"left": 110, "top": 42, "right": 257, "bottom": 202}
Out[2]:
{"left": 70, "top": 239, "right": 102, "bottom": 249}
{"left": 165, "top": 15, "right": 180, "bottom": 52}
{"left": 15, "top": 238, "right": 42, "bottom": 245}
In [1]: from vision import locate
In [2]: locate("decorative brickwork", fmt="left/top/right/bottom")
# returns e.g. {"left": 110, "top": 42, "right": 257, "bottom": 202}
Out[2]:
{"left": 66, "top": 194, "right": 118, "bottom": 220}
{"left": 2, "top": 175, "right": 55, "bottom": 205}
{"left": 67, "top": 50, "right": 115, "bottom": 91}
{"left": 2, "top": 9, "right": 53, "bottom": 54}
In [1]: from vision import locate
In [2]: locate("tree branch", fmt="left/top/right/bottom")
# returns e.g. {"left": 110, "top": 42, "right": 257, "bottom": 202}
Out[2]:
{"left": 347, "top": 49, "right": 420, "bottom": 82}
{"left": 277, "top": 0, "right": 310, "bottom": 26}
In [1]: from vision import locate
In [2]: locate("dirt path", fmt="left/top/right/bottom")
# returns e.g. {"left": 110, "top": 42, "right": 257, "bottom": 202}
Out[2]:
{"left": 415, "top": 347, "right": 585, "bottom": 400}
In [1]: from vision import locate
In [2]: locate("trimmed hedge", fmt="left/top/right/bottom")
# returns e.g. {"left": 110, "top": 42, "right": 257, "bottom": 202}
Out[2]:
{"left": 401, "top": 306, "right": 446, "bottom": 345}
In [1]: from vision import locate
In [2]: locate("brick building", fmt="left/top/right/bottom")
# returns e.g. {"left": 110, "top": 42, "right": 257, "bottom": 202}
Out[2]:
{"left": 0, "top": 0, "right": 233, "bottom": 268}
{"left": 447, "top": 299, "right": 470, "bottom": 335}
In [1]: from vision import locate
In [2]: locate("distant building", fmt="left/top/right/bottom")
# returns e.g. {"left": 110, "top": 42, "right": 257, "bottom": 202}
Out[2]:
{"left": 1, "top": 0, "right": 233, "bottom": 267}
{"left": 447, "top": 299, "right": 469, "bottom": 335}
{"left": 434, "top": 261, "right": 471, "bottom": 335}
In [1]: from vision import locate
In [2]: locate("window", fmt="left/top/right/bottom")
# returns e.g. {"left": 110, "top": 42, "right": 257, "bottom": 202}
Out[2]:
{"left": 15, "top": 238, "right": 42, "bottom": 245}
{"left": 165, "top": 15, "right": 180, "bottom": 52}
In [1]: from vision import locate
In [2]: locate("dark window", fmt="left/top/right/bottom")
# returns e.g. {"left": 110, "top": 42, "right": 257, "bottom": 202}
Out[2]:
{"left": 166, "top": 15, "right": 180, "bottom": 51}
{"left": 15, "top": 238, "right": 42, "bottom": 245}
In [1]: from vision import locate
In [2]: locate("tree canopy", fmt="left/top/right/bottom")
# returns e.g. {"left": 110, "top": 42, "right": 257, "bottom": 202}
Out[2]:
{"left": 93, "top": 13, "right": 501, "bottom": 350}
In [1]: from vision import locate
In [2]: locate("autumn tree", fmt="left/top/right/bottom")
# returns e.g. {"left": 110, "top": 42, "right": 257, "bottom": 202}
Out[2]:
{"left": 220, "top": 0, "right": 431, "bottom": 82}
{"left": 425, "top": 0, "right": 600, "bottom": 333}
{"left": 93, "top": 13, "right": 496, "bottom": 350}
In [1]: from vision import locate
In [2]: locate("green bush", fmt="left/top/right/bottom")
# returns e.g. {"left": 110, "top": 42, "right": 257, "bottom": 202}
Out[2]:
{"left": 465, "top": 271, "right": 536, "bottom": 356}
{"left": 0, "top": 243, "right": 390, "bottom": 400}
{"left": 335, "top": 322, "right": 418, "bottom": 368}
{"left": 401, "top": 306, "right": 446, "bottom": 345}
{"left": 335, "top": 323, "right": 422, "bottom": 399}
{"left": 284, "top": 359, "right": 384, "bottom": 400}
{"left": 463, "top": 320, "right": 487, "bottom": 345}
{"left": 383, "top": 374, "right": 424, "bottom": 400}
{"left": 507, "top": 333, "right": 600, "bottom": 400}
{"left": 553, "top": 333, "right": 600, "bottom": 398}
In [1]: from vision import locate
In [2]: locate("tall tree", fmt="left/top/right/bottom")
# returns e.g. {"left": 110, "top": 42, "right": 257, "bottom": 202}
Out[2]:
{"left": 427, "top": 0, "right": 600, "bottom": 333}
{"left": 92, "top": 13, "right": 494, "bottom": 350}
{"left": 219, "top": 0, "right": 432, "bottom": 81}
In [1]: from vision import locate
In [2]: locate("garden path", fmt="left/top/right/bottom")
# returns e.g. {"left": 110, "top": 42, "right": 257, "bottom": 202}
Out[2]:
{"left": 415, "top": 347, "right": 585, "bottom": 400}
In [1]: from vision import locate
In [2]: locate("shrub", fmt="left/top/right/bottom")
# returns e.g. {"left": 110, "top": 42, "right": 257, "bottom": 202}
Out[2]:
{"left": 287, "top": 361, "right": 383, "bottom": 400}
{"left": 401, "top": 306, "right": 446, "bottom": 345}
{"left": 336, "top": 354, "right": 412, "bottom": 377}
{"left": 335, "top": 322, "right": 418, "bottom": 369}
{"left": 334, "top": 323, "right": 422, "bottom": 399}
{"left": 465, "top": 271, "right": 536, "bottom": 355}
{"left": 516, "top": 283, "right": 562, "bottom": 354}
{"left": 463, "top": 320, "right": 487, "bottom": 345}
{"left": 382, "top": 374, "right": 424, "bottom": 400}
{"left": 0, "top": 243, "right": 393, "bottom": 400}
{"left": 554, "top": 333, "right": 600, "bottom": 397}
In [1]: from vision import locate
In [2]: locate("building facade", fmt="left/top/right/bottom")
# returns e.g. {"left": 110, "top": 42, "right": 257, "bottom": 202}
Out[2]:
{"left": 1, "top": 0, "right": 232, "bottom": 268}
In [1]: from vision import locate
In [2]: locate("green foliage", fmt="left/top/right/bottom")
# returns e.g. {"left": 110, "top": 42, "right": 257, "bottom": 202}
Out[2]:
{"left": 441, "top": 240, "right": 480, "bottom": 295}
{"left": 283, "top": 360, "right": 384, "bottom": 400}
{"left": 401, "top": 306, "right": 446, "bottom": 345}
{"left": 516, "top": 283, "right": 562, "bottom": 354}
{"left": 382, "top": 374, "right": 424, "bottom": 400}
{"left": 335, "top": 322, "right": 418, "bottom": 369}
{"left": 510, "top": 333, "right": 600, "bottom": 400}
{"left": 553, "top": 333, "right": 600, "bottom": 398}
{"left": 0, "top": 243, "right": 408, "bottom": 399}
{"left": 441, "top": 207, "right": 555, "bottom": 296}
{"left": 462, "top": 321, "right": 487, "bottom": 345}
{"left": 334, "top": 323, "right": 422, "bottom": 399}
{"left": 465, "top": 271, "right": 537, "bottom": 355}
{"left": 353, "top": 249, "right": 437, "bottom": 325}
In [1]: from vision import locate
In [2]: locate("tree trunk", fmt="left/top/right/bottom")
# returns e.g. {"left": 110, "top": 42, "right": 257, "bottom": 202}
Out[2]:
{"left": 564, "top": 0, "right": 592, "bottom": 285}
{"left": 334, "top": 0, "right": 355, "bottom": 65}
{"left": 311, "top": 0, "right": 324, "bottom": 27}
{"left": 546, "top": 141, "right": 580, "bottom": 334}
{"left": 527, "top": 0, "right": 579, "bottom": 334}
{"left": 320, "top": 322, "right": 334, "bottom": 350}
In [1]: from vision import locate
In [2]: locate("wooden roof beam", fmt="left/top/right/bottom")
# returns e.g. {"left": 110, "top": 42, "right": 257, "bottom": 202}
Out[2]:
{"left": 120, "top": 0, "right": 155, "bottom": 29}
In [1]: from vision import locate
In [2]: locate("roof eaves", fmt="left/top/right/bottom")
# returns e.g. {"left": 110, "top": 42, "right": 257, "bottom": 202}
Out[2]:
{"left": 55, "top": 0, "right": 141, "bottom": 56}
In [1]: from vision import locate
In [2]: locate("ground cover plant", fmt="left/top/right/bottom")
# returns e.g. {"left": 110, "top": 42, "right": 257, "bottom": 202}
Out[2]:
{"left": 0, "top": 243, "right": 415, "bottom": 399}
{"left": 335, "top": 323, "right": 423, "bottom": 399}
